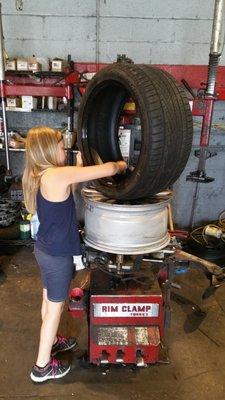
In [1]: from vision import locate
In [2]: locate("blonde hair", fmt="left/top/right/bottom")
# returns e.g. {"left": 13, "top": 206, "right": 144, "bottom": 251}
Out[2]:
{"left": 22, "top": 126, "right": 63, "bottom": 214}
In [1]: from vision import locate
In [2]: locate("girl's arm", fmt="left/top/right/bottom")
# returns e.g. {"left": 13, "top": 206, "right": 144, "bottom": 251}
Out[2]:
{"left": 71, "top": 152, "right": 84, "bottom": 192}
{"left": 47, "top": 160, "right": 127, "bottom": 186}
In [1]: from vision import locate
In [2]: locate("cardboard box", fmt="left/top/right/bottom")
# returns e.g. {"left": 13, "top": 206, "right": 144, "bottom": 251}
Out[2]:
{"left": 27, "top": 57, "right": 42, "bottom": 72}
{"left": 37, "top": 57, "right": 49, "bottom": 71}
{"left": 6, "top": 97, "right": 22, "bottom": 108}
{"left": 28, "top": 61, "right": 42, "bottom": 72}
{"left": 47, "top": 96, "right": 57, "bottom": 110}
{"left": 51, "top": 58, "right": 66, "bottom": 72}
{"left": 17, "top": 59, "right": 28, "bottom": 71}
{"left": 21, "top": 96, "right": 37, "bottom": 110}
{"left": 6, "top": 60, "right": 16, "bottom": 71}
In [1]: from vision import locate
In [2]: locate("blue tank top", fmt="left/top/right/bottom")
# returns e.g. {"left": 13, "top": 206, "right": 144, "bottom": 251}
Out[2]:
{"left": 35, "top": 189, "right": 81, "bottom": 256}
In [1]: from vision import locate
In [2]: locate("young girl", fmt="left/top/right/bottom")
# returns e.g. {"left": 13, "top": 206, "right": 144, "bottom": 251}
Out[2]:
{"left": 22, "top": 126, "right": 127, "bottom": 383}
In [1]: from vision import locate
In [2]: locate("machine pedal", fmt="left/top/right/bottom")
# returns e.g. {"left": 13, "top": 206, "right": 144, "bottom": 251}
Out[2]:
{"left": 136, "top": 350, "right": 146, "bottom": 367}
{"left": 100, "top": 350, "right": 109, "bottom": 364}
{"left": 116, "top": 350, "right": 124, "bottom": 363}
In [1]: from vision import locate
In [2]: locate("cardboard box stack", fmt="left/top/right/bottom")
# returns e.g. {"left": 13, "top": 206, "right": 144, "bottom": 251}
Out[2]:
{"left": 50, "top": 58, "right": 66, "bottom": 72}
{"left": 6, "top": 97, "right": 22, "bottom": 108}
{"left": 27, "top": 56, "right": 42, "bottom": 72}
{"left": 6, "top": 60, "right": 16, "bottom": 71}
{"left": 17, "top": 59, "right": 28, "bottom": 71}
{"left": 21, "top": 96, "right": 37, "bottom": 110}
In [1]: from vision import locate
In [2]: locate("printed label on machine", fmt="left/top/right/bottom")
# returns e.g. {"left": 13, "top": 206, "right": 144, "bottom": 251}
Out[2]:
{"left": 118, "top": 128, "right": 131, "bottom": 163}
{"left": 93, "top": 303, "right": 159, "bottom": 317}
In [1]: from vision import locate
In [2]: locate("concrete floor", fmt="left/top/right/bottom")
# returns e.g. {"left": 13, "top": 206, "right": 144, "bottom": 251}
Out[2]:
{"left": 0, "top": 246, "right": 225, "bottom": 400}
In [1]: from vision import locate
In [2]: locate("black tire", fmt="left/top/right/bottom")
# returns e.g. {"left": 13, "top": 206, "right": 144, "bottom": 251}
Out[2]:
{"left": 139, "top": 66, "right": 193, "bottom": 187}
{"left": 77, "top": 63, "right": 193, "bottom": 200}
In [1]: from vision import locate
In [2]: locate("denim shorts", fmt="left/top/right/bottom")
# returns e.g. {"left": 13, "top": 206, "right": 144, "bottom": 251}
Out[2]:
{"left": 34, "top": 246, "right": 74, "bottom": 302}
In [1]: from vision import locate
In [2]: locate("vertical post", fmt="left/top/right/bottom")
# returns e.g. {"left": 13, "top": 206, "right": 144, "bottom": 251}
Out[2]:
{"left": 96, "top": 0, "right": 100, "bottom": 72}
{"left": 0, "top": 3, "right": 11, "bottom": 174}
{"left": 206, "top": 0, "right": 225, "bottom": 96}
{"left": 66, "top": 54, "right": 74, "bottom": 165}
{"left": 187, "top": 0, "right": 225, "bottom": 214}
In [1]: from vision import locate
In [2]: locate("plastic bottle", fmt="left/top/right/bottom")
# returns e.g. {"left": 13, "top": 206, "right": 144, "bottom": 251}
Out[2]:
{"left": 30, "top": 213, "right": 40, "bottom": 240}
{"left": 19, "top": 220, "right": 31, "bottom": 240}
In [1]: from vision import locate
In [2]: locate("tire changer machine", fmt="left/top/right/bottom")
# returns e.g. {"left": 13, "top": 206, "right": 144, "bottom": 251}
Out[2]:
{"left": 68, "top": 188, "right": 225, "bottom": 367}
{"left": 67, "top": 0, "right": 225, "bottom": 366}
{"left": 67, "top": 0, "right": 225, "bottom": 367}
{"left": 69, "top": 187, "right": 174, "bottom": 367}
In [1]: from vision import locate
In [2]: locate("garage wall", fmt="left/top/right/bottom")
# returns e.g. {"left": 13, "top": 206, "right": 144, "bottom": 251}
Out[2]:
{"left": 1, "top": 0, "right": 224, "bottom": 65}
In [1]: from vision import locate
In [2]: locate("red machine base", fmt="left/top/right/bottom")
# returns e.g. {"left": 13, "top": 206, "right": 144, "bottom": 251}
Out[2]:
{"left": 89, "top": 269, "right": 165, "bottom": 366}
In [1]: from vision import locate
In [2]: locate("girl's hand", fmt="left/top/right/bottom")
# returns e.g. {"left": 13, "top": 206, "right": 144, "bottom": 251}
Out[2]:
{"left": 76, "top": 151, "right": 83, "bottom": 167}
{"left": 116, "top": 160, "right": 127, "bottom": 173}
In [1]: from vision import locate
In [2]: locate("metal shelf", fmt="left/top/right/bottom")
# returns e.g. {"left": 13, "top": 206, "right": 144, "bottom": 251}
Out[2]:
{"left": 0, "top": 148, "right": 78, "bottom": 153}
{"left": 3, "top": 63, "right": 225, "bottom": 99}
{"left": 1, "top": 84, "right": 66, "bottom": 97}
{"left": 1, "top": 108, "right": 67, "bottom": 113}
{"left": 0, "top": 148, "right": 25, "bottom": 152}
{"left": 6, "top": 70, "right": 65, "bottom": 78}
{"left": 1, "top": 69, "right": 79, "bottom": 98}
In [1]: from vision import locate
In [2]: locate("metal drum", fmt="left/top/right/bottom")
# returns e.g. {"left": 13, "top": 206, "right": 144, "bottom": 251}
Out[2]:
{"left": 82, "top": 188, "right": 172, "bottom": 255}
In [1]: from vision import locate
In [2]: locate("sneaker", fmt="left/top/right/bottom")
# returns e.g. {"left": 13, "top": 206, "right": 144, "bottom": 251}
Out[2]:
{"left": 51, "top": 334, "right": 77, "bottom": 356}
{"left": 30, "top": 357, "right": 70, "bottom": 383}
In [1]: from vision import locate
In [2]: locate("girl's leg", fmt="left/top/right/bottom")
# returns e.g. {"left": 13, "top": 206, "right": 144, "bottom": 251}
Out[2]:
{"left": 41, "top": 288, "right": 57, "bottom": 345}
{"left": 41, "top": 288, "right": 47, "bottom": 321}
{"left": 36, "top": 299, "right": 64, "bottom": 367}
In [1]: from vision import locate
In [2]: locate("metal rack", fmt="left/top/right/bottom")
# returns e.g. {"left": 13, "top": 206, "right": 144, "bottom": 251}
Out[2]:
{"left": 1, "top": 63, "right": 224, "bottom": 99}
